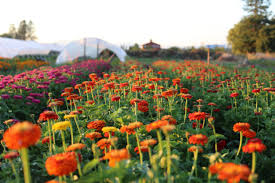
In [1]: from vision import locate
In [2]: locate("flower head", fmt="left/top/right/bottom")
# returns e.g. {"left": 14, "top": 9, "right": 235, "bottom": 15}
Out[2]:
{"left": 140, "top": 139, "right": 157, "bottom": 147}
{"left": 3, "top": 151, "right": 20, "bottom": 159}
{"left": 188, "top": 112, "right": 207, "bottom": 121}
{"left": 188, "top": 134, "right": 208, "bottom": 146}
{"left": 146, "top": 120, "right": 169, "bottom": 132}
{"left": 87, "top": 120, "right": 105, "bottom": 131}
{"left": 103, "top": 149, "right": 130, "bottom": 167}
{"left": 242, "top": 138, "right": 266, "bottom": 153}
{"left": 3, "top": 121, "right": 41, "bottom": 150}
{"left": 102, "top": 127, "right": 118, "bottom": 133}
{"left": 233, "top": 122, "right": 250, "bottom": 133}
{"left": 38, "top": 111, "right": 58, "bottom": 122}
{"left": 52, "top": 121, "right": 71, "bottom": 131}
{"left": 85, "top": 132, "right": 102, "bottom": 140}
{"left": 45, "top": 152, "right": 77, "bottom": 176}
{"left": 66, "top": 143, "right": 86, "bottom": 152}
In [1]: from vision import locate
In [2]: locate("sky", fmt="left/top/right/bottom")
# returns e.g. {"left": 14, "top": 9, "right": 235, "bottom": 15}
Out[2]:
{"left": 0, "top": 0, "right": 274, "bottom": 48}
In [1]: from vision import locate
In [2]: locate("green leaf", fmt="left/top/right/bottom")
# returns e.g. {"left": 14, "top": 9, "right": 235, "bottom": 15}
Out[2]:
{"left": 83, "top": 159, "right": 100, "bottom": 174}
{"left": 208, "top": 133, "right": 226, "bottom": 143}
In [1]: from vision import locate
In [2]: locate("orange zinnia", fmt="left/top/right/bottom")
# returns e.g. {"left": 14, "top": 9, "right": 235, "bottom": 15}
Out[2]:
{"left": 233, "top": 122, "right": 250, "bottom": 133}
{"left": 87, "top": 120, "right": 106, "bottom": 131}
{"left": 188, "top": 134, "right": 208, "bottom": 146}
{"left": 120, "top": 126, "right": 136, "bottom": 135}
{"left": 140, "top": 139, "right": 157, "bottom": 147}
{"left": 214, "top": 162, "right": 250, "bottom": 183}
{"left": 97, "top": 138, "right": 111, "bottom": 149}
{"left": 3, "top": 121, "right": 41, "bottom": 150}
{"left": 188, "top": 112, "right": 207, "bottom": 121}
{"left": 45, "top": 152, "right": 77, "bottom": 176}
{"left": 242, "top": 138, "right": 266, "bottom": 153}
{"left": 103, "top": 149, "right": 130, "bottom": 167}
{"left": 146, "top": 120, "right": 169, "bottom": 132}
{"left": 161, "top": 115, "right": 177, "bottom": 125}
{"left": 243, "top": 129, "right": 256, "bottom": 138}
{"left": 85, "top": 132, "right": 102, "bottom": 140}
{"left": 188, "top": 146, "right": 203, "bottom": 153}
{"left": 38, "top": 111, "right": 58, "bottom": 122}
{"left": 66, "top": 143, "right": 86, "bottom": 152}
{"left": 3, "top": 151, "right": 19, "bottom": 159}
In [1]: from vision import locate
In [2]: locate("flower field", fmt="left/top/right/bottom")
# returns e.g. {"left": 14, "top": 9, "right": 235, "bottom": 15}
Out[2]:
{"left": 0, "top": 60, "right": 274, "bottom": 183}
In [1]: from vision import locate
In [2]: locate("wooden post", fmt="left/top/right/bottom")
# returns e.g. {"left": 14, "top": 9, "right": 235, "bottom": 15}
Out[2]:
{"left": 207, "top": 48, "right": 210, "bottom": 65}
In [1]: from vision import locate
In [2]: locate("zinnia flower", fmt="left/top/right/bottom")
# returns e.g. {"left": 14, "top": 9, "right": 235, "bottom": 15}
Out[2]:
{"left": 161, "top": 115, "right": 177, "bottom": 125}
{"left": 188, "top": 134, "right": 208, "bottom": 146}
{"left": 233, "top": 122, "right": 250, "bottom": 133}
{"left": 242, "top": 138, "right": 266, "bottom": 153}
{"left": 85, "top": 132, "right": 102, "bottom": 140}
{"left": 97, "top": 138, "right": 111, "bottom": 149}
{"left": 3, "top": 151, "right": 20, "bottom": 159}
{"left": 230, "top": 92, "right": 239, "bottom": 98}
{"left": 3, "top": 121, "right": 41, "bottom": 150}
{"left": 38, "top": 111, "right": 58, "bottom": 122}
{"left": 45, "top": 152, "right": 77, "bottom": 176}
{"left": 103, "top": 149, "right": 130, "bottom": 167}
{"left": 188, "top": 146, "right": 203, "bottom": 153}
{"left": 146, "top": 120, "right": 169, "bottom": 132}
{"left": 102, "top": 127, "right": 118, "bottom": 133}
{"left": 66, "top": 143, "right": 86, "bottom": 152}
{"left": 188, "top": 112, "right": 207, "bottom": 121}
{"left": 210, "top": 162, "right": 251, "bottom": 183}
{"left": 87, "top": 120, "right": 105, "bottom": 131}
{"left": 140, "top": 139, "right": 157, "bottom": 147}
{"left": 243, "top": 129, "right": 256, "bottom": 138}
{"left": 52, "top": 121, "right": 71, "bottom": 131}
{"left": 134, "top": 146, "right": 148, "bottom": 154}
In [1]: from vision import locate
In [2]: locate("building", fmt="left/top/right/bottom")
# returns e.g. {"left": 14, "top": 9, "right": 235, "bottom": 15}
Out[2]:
{"left": 142, "top": 40, "right": 161, "bottom": 51}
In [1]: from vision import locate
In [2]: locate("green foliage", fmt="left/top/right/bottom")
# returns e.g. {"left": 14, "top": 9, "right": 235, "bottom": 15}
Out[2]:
{"left": 242, "top": 0, "right": 271, "bottom": 16}
{"left": 227, "top": 15, "right": 275, "bottom": 54}
{"left": 0, "top": 20, "right": 37, "bottom": 40}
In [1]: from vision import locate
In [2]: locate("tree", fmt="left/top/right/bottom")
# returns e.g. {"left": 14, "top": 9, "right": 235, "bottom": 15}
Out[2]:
{"left": 243, "top": 0, "right": 270, "bottom": 16}
{"left": 0, "top": 20, "right": 36, "bottom": 40}
{"left": 26, "top": 21, "right": 37, "bottom": 40}
{"left": 129, "top": 43, "right": 140, "bottom": 51}
{"left": 227, "top": 15, "right": 268, "bottom": 54}
{"left": 256, "top": 23, "right": 275, "bottom": 52}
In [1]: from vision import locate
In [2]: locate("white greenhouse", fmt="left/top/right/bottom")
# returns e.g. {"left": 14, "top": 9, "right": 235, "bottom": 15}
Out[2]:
{"left": 0, "top": 37, "right": 63, "bottom": 58}
{"left": 56, "top": 38, "right": 127, "bottom": 64}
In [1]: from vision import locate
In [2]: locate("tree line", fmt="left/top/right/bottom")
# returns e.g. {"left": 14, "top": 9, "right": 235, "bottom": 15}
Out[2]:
{"left": 0, "top": 20, "right": 36, "bottom": 41}
{"left": 227, "top": 0, "right": 275, "bottom": 54}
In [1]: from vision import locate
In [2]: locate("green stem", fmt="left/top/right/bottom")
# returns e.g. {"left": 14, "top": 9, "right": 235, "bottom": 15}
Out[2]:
{"left": 20, "top": 148, "right": 31, "bottom": 183}
{"left": 183, "top": 99, "right": 188, "bottom": 124}
{"left": 156, "top": 130, "right": 163, "bottom": 154}
{"left": 74, "top": 117, "right": 82, "bottom": 139}
{"left": 126, "top": 133, "right": 130, "bottom": 151}
{"left": 166, "top": 134, "right": 171, "bottom": 183}
{"left": 213, "top": 125, "right": 218, "bottom": 153}
{"left": 188, "top": 148, "right": 198, "bottom": 183}
{"left": 9, "top": 159, "right": 20, "bottom": 183}
{"left": 76, "top": 154, "right": 83, "bottom": 177}
{"left": 61, "top": 131, "right": 67, "bottom": 151}
{"left": 47, "top": 120, "right": 52, "bottom": 154}
{"left": 69, "top": 122, "right": 74, "bottom": 145}
{"left": 135, "top": 132, "right": 143, "bottom": 165}
{"left": 236, "top": 131, "right": 243, "bottom": 157}
{"left": 252, "top": 152, "right": 256, "bottom": 173}
{"left": 59, "top": 176, "right": 63, "bottom": 182}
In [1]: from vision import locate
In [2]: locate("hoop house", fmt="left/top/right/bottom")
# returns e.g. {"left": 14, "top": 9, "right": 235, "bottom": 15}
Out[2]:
{"left": 0, "top": 37, "right": 63, "bottom": 58}
{"left": 56, "top": 38, "right": 127, "bottom": 64}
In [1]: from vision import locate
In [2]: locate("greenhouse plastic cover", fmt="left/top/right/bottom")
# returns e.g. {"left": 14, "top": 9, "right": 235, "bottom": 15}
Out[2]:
{"left": 0, "top": 37, "right": 63, "bottom": 58}
{"left": 56, "top": 37, "right": 127, "bottom": 64}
